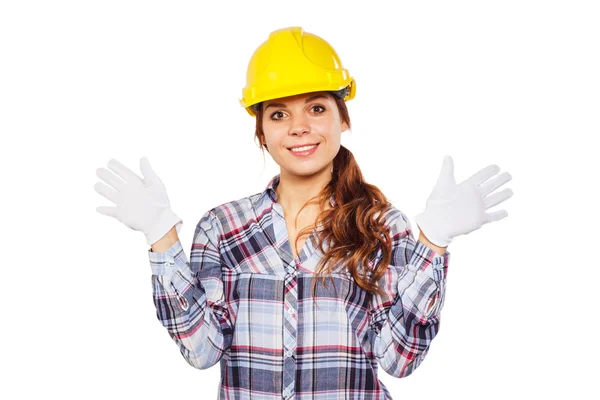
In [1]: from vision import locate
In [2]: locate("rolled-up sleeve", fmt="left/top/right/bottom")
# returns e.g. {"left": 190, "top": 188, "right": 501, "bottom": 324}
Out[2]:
{"left": 368, "top": 209, "right": 450, "bottom": 378}
{"left": 148, "top": 210, "right": 234, "bottom": 370}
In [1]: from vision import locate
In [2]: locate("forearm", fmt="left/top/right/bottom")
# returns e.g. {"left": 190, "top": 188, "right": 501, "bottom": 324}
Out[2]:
{"left": 149, "top": 241, "right": 229, "bottom": 370}
{"left": 147, "top": 211, "right": 236, "bottom": 370}
{"left": 371, "top": 230, "right": 447, "bottom": 378}
{"left": 418, "top": 231, "right": 448, "bottom": 256}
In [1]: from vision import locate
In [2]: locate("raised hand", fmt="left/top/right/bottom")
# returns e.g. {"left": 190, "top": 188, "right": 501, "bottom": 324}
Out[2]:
{"left": 94, "top": 157, "right": 182, "bottom": 246}
{"left": 414, "top": 155, "right": 513, "bottom": 248}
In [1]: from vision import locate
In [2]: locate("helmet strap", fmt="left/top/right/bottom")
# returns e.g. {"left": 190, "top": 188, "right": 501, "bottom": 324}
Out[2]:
{"left": 331, "top": 86, "right": 349, "bottom": 99}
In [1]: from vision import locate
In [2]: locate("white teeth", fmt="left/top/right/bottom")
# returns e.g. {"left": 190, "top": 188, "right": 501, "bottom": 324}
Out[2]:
{"left": 290, "top": 144, "right": 317, "bottom": 152}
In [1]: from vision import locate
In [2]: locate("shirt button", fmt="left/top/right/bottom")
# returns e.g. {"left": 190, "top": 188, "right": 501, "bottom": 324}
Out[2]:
{"left": 287, "top": 307, "right": 295, "bottom": 315}
{"left": 179, "top": 296, "right": 189, "bottom": 311}
{"left": 283, "top": 388, "right": 291, "bottom": 397}
{"left": 285, "top": 349, "right": 293, "bottom": 357}
{"left": 163, "top": 261, "right": 172, "bottom": 268}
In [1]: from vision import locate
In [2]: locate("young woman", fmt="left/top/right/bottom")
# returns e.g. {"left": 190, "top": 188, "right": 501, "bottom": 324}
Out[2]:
{"left": 94, "top": 27, "right": 513, "bottom": 400}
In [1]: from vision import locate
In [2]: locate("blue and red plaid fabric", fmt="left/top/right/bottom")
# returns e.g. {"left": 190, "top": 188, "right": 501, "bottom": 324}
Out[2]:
{"left": 148, "top": 174, "right": 450, "bottom": 400}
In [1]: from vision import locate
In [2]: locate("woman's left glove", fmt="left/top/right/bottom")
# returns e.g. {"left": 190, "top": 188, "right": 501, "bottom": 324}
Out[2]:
{"left": 414, "top": 155, "right": 513, "bottom": 248}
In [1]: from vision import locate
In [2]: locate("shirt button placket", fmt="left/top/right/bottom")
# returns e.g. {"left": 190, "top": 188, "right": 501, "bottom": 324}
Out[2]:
{"left": 282, "top": 262, "right": 298, "bottom": 399}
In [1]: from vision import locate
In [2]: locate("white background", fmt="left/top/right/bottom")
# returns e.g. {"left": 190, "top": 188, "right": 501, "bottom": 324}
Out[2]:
{"left": 1, "top": 1, "right": 598, "bottom": 399}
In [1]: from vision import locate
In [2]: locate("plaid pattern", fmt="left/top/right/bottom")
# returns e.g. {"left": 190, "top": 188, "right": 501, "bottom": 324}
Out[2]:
{"left": 148, "top": 174, "right": 450, "bottom": 400}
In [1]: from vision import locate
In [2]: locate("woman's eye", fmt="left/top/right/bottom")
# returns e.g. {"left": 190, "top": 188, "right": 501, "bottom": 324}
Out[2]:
{"left": 312, "top": 105, "right": 326, "bottom": 113}
{"left": 270, "top": 111, "right": 284, "bottom": 120}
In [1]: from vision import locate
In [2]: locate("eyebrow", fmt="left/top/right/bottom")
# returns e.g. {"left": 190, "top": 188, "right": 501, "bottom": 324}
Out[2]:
{"left": 264, "top": 94, "right": 328, "bottom": 110}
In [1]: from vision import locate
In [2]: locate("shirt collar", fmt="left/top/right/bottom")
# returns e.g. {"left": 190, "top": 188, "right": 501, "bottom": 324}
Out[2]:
{"left": 266, "top": 173, "right": 280, "bottom": 202}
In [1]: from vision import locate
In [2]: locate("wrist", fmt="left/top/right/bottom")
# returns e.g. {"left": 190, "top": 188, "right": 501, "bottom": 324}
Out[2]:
{"left": 150, "top": 225, "right": 179, "bottom": 252}
{"left": 146, "top": 210, "right": 182, "bottom": 247}
{"left": 418, "top": 230, "right": 448, "bottom": 256}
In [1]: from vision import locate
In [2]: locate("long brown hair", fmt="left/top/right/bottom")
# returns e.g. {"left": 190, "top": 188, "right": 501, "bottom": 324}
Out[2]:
{"left": 254, "top": 92, "right": 394, "bottom": 300}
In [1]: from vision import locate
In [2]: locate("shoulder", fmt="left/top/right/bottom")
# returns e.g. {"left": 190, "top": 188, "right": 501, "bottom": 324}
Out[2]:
{"left": 202, "top": 190, "right": 266, "bottom": 236}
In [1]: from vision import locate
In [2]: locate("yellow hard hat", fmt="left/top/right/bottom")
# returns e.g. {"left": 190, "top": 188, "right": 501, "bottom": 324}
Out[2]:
{"left": 239, "top": 27, "right": 356, "bottom": 117}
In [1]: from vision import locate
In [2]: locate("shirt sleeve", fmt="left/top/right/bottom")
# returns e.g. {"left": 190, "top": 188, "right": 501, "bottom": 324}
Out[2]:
{"left": 148, "top": 210, "right": 234, "bottom": 370}
{"left": 367, "top": 209, "right": 450, "bottom": 378}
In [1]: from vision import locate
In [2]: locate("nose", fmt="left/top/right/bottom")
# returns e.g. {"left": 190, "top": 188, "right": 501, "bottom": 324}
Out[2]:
{"left": 289, "top": 114, "right": 311, "bottom": 137}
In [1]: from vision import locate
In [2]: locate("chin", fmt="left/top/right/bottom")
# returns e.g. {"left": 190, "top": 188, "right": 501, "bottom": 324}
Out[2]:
{"left": 283, "top": 164, "right": 331, "bottom": 178}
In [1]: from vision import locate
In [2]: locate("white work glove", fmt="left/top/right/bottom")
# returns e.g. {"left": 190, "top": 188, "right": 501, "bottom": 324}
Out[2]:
{"left": 414, "top": 155, "right": 513, "bottom": 248}
{"left": 94, "top": 157, "right": 182, "bottom": 247}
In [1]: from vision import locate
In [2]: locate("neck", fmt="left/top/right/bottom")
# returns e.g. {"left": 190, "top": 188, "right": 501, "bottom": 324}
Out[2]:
{"left": 275, "top": 166, "right": 333, "bottom": 215}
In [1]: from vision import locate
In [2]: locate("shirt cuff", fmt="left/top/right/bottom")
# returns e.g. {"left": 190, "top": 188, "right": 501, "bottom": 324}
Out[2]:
{"left": 148, "top": 239, "right": 184, "bottom": 278}
{"left": 410, "top": 240, "right": 450, "bottom": 282}
{"left": 399, "top": 240, "right": 450, "bottom": 320}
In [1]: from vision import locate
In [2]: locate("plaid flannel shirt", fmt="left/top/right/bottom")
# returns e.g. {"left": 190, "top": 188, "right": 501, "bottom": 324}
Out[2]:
{"left": 148, "top": 174, "right": 450, "bottom": 400}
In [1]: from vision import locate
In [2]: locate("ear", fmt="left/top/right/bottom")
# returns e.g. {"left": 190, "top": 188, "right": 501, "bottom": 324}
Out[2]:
{"left": 341, "top": 120, "right": 349, "bottom": 132}
{"left": 259, "top": 135, "right": 269, "bottom": 151}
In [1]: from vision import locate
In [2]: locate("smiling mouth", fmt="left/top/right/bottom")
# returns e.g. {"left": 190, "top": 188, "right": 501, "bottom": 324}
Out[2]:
{"left": 287, "top": 143, "right": 320, "bottom": 152}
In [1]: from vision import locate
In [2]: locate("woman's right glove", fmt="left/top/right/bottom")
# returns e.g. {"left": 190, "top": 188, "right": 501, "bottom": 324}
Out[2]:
{"left": 94, "top": 157, "right": 182, "bottom": 247}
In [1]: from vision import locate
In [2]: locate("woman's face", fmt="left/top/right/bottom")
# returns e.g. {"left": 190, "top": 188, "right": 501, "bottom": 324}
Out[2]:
{"left": 261, "top": 91, "right": 348, "bottom": 178}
